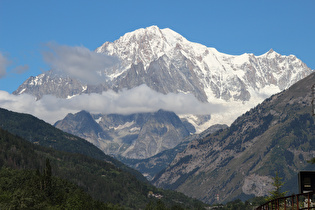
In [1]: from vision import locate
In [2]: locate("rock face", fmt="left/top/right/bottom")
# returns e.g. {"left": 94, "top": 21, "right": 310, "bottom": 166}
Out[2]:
{"left": 153, "top": 72, "right": 315, "bottom": 204}
{"left": 14, "top": 71, "right": 92, "bottom": 100}
{"left": 14, "top": 26, "right": 313, "bottom": 128}
{"left": 55, "top": 109, "right": 191, "bottom": 159}
{"left": 118, "top": 124, "right": 228, "bottom": 180}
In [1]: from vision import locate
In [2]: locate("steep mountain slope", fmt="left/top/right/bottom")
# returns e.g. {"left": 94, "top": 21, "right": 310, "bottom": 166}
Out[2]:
{"left": 153, "top": 72, "right": 315, "bottom": 204}
{"left": 55, "top": 109, "right": 191, "bottom": 159}
{"left": 0, "top": 107, "right": 145, "bottom": 181}
{"left": 14, "top": 26, "right": 313, "bottom": 129}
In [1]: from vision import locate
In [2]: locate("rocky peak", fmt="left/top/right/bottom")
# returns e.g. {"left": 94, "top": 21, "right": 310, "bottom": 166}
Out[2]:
{"left": 14, "top": 26, "right": 313, "bottom": 130}
{"left": 96, "top": 26, "right": 187, "bottom": 69}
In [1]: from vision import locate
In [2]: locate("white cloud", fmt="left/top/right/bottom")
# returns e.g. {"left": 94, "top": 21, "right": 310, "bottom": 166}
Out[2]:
{"left": 0, "top": 52, "right": 30, "bottom": 78}
{"left": 0, "top": 52, "right": 11, "bottom": 78}
{"left": 0, "top": 85, "right": 225, "bottom": 124}
{"left": 12, "top": 64, "right": 29, "bottom": 74}
{"left": 42, "top": 42, "right": 119, "bottom": 84}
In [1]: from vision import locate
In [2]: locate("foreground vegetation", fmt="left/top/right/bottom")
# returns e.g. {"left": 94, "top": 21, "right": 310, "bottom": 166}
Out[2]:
{"left": 0, "top": 167, "right": 116, "bottom": 209}
{"left": 0, "top": 165, "right": 266, "bottom": 210}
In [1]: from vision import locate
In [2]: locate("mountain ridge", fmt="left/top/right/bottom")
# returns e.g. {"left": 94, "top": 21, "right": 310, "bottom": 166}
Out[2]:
{"left": 118, "top": 123, "right": 228, "bottom": 180}
{"left": 55, "top": 109, "right": 192, "bottom": 159}
{"left": 153, "top": 72, "right": 315, "bottom": 204}
{"left": 13, "top": 26, "right": 313, "bottom": 129}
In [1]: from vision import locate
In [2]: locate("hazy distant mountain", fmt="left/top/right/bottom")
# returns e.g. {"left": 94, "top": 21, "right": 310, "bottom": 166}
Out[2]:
{"left": 14, "top": 26, "right": 313, "bottom": 130}
{"left": 55, "top": 109, "right": 192, "bottom": 159}
{"left": 118, "top": 124, "right": 228, "bottom": 180}
{"left": 153, "top": 72, "right": 315, "bottom": 204}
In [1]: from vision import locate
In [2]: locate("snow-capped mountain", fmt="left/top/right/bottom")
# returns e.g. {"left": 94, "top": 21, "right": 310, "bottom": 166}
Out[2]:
{"left": 96, "top": 26, "right": 312, "bottom": 104}
{"left": 14, "top": 26, "right": 312, "bottom": 130}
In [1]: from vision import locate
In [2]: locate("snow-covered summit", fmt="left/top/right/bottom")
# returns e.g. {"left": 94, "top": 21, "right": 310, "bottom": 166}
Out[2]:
{"left": 95, "top": 26, "right": 310, "bottom": 93}
{"left": 14, "top": 25, "right": 313, "bottom": 128}
{"left": 96, "top": 26, "right": 192, "bottom": 70}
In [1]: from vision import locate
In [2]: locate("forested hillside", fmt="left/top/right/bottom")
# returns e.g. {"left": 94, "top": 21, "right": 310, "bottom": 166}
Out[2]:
{"left": 0, "top": 107, "right": 145, "bottom": 182}
{"left": 0, "top": 121, "right": 207, "bottom": 209}
{"left": 0, "top": 167, "right": 114, "bottom": 209}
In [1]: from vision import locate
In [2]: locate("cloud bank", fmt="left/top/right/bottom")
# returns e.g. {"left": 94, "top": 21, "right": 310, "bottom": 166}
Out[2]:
{"left": 0, "top": 84, "right": 225, "bottom": 124}
{"left": 42, "top": 42, "right": 119, "bottom": 84}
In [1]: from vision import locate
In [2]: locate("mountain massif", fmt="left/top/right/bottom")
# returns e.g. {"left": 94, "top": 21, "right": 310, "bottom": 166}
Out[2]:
{"left": 14, "top": 26, "right": 312, "bottom": 129}
{"left": 153, "top": 72, "right": 315, "bottom": 204}
{"left": 54, "top": 109, "right": 192, "bottom": 159}
{"left": 13, "top": 26, "right": 313, "bottom": 163}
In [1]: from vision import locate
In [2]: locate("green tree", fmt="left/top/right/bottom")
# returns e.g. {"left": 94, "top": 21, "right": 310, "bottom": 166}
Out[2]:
{"left": 266, "top": 172, "right": 287, "bottom": 201}
{"left": 145, "top": 200, "right": 167, "bottom": 210}
{"left": 43, "top": 158, "right": 52, "bottom": 196}
{"left": 145, "top": 200, "right": 155, "bottom": 210}
{"left": 156, "top": 200, "right": 166, "bottom": 210}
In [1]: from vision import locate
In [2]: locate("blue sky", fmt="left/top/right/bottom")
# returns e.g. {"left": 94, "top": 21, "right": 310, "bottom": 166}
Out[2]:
{"left": 1, "top": 0, "right": 314, "bottom": 93}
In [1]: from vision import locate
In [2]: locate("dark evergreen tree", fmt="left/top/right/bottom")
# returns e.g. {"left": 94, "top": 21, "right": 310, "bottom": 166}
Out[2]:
{"left": 266, "top": 172, "right": 287, "bottom": 201}
{"left": 44, "top": 158, "right": 52, "bottom": 196}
